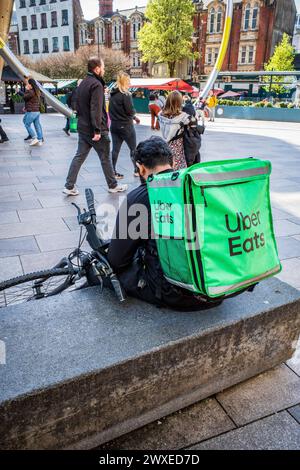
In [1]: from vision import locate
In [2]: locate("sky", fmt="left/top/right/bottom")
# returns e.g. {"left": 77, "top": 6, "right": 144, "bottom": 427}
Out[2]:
{"left": 82, "top": 0, "right": 148, "bottom": 20}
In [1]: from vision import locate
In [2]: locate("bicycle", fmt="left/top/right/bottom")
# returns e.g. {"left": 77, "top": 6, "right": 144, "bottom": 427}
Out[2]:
{"left": 0, "top": 189, "right": 126, "bottom": 308}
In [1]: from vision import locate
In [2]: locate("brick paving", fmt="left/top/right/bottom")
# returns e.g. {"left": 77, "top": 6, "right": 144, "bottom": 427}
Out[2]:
{"left": 0, "top": 113, "right": 299, "bottom": 449}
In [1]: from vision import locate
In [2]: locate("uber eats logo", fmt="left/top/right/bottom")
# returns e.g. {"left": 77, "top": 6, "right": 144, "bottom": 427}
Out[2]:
{"left": 225, "top": 210, "right": 265, "bottom": 257}
{"left": 154, "top": 201, "right": 174, "bottom": 224}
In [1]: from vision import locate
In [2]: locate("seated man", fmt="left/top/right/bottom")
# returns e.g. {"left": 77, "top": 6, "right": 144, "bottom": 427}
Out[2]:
{"left": 108, "top": 137, "right": 218, "bottom": 311}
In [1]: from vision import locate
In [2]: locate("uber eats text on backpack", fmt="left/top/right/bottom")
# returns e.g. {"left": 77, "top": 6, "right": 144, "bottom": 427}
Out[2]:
{"left": 226, "top": 210, "right": 266, "bottom": 257}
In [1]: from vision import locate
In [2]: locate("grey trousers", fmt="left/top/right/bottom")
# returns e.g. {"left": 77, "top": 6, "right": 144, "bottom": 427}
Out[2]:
{"left": 65, "top": 133, "right": 117, "bottom": 190}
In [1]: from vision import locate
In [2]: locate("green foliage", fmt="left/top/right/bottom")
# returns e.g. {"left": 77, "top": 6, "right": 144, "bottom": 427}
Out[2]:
{"left": 218, "top": 99, "right": 254, "bottom": 107}
{"left": 138, "top": 0, "right": 196, "bottom": 77}
{"left": 263, "top": 33, "right": 295, "bottom": 95}
{"left": 11, "top": 93, "right": 23, "bottom": 103}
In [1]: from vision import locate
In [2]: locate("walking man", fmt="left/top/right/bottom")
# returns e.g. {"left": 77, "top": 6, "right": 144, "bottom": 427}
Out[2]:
{"left": 63, "top": 57, "right": 127, "bottom": 196}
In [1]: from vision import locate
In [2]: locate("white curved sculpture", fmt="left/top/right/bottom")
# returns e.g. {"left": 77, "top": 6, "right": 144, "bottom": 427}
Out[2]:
{"left": 200, "top": 0, "right": 234, "bottom": 100}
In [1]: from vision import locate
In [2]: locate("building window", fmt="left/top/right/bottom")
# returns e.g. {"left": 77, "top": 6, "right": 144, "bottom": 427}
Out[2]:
{"left": 241, "top": 46, "right": 247, "bottom": 63}
{"left": 132, "top": 16, "right": 141, "bottom": 40}
{"left": 206, "top": 47, "right": 212, "bottom": 64}
{"left": 33, "top": 39, "right": 39, "bottom": 54}
{"left": 31, "top": 15, "right": 37, "bottom": 30}
{"left": 132, "top": 53, "right": 141, "bottom": 67}
{"left": 30, "top": 0, "right": 36, "bottom": 6}
{"left": 62, "top": 10, "right": 68, "bottom": 26}
{"left": 51, "top": 11, "right": 58, "bottom": 27}
{"left": 52, "top": 36, "right": 59, "bottom": 52}
{"left": 42, "top": 38, "right": 49, "bottom": 53}
{"left": 252, "top": 3, "right": 259, "bottom": 29}
{"left": 41, "top": 13, "right": 47, "bottom": 28}
{"left": 63, "top": 36, "right": 70, "bottom": 51}
{"left": 80, "top": 29, "right": 84, "bottom": 45}
{"left": 248, "top": 45, "right": 255, "bottom": 63}
{"left": 209, "top": 8, "right": 215, "bottom": 34}
{"left": 21, "top": 16, "right": 28, "bottom": 31}
{"left": 113, "top": 19, "right": 122, "bottom": 41}
{"left": 23, "top": 40, "right": 30, "bottom": 54}
{"left": 40, "top": 0, "right": 46, "bottom": 4}
{"left": 20, "top": 0, "right": 26, "bottom": 8}
{"left": 244, "top": 3, "right": 250, "bottom": 30}
{"left": 216, "top": 7, "right": 222, "bottom": 33}
{"left": 96, "top": 23, "right": 105, "bottom": 44}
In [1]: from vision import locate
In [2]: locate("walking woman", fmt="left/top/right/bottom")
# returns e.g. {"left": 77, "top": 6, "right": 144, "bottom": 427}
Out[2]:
{"left": 18, "top": 78, "right": 44, "bottom": 146}
{"left": 159, "top": 91, "right": 190, "bottom": 170}
{"left": 109, "top": 72, "right": 140, "bottom": 178}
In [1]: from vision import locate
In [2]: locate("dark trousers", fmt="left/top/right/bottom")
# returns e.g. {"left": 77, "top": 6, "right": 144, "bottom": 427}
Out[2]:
{"left": 65, "top": 133, "right": 117, "bottom": 190}
{"left": 65, "top": 118, "right": 70, "bottom": 131}
{"left": 111, "top": 123, "right": 137, "bottom": 173}
{"left": 0, "top": 125, "right": 8, "bottom": 141}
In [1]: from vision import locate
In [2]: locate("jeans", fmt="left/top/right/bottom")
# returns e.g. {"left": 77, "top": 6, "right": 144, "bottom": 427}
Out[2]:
{"left": 23, "top": 112, "right": 43, "bottom": 140}
{"left": 65, "top": 132, "right": 117, "bottom": 190}
{"left": 111, "top": 123, "right": 137, "bottom": 173}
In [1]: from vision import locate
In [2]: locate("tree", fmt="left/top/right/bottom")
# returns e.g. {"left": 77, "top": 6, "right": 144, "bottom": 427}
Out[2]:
{"left": 21, "top": 47, "right": 130, "bottom": 82}
{"left": 138, "top": 0, "right": 196, "bottom": 78}
{"left": 263, "top": 33, "right": 295, "bottom": 95}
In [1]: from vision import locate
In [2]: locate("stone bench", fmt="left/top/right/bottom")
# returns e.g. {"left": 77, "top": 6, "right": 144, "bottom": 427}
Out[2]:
{"left": 0, "top": 278, "right": 299, "bottom": 450}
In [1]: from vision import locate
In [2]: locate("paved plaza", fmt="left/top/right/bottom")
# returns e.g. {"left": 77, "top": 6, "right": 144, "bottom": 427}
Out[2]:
{"left": 0, "top": 113, "right": 299, "bottom": 449}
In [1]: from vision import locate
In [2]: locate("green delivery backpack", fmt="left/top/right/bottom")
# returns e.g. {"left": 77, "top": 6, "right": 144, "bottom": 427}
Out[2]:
{"left": 147, "top": 158, "right": 281, "bottom": 299}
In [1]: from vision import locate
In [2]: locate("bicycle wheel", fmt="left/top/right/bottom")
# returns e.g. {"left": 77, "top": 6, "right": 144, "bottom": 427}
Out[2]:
{"left": 0, "top": 268, "right": 78, "bottom": 308}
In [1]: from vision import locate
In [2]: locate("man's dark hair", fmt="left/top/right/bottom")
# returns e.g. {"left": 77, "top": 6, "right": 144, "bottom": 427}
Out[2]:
{"left": 149, "top": 94, "right": 155, "bottom": 101}
{"left": 135, "top": 137, "right": 173, "bottom": 169}
{"left": 88, "top": 57, "right": 103, "bottom": 72}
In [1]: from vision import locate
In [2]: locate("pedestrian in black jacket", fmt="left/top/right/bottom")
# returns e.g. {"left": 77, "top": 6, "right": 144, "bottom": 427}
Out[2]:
{"left": 109, "top": 72, "right": 140, "bottom": 179}
{"left": 0, "top": 119, "right": 9, "bottom": 143}
{"left": 63, "top": 57, "right": 127, "bottom": 196}
{"left": 63, "top": 79, "right": 82, "bottom": 136}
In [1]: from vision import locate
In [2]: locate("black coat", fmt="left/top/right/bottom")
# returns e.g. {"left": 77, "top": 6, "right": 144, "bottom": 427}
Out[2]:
{"left": 76, "top": 73, "right": 108, "bottom": 136}
{"left": 109, "top": 88, "right": 136, "bottom": 126}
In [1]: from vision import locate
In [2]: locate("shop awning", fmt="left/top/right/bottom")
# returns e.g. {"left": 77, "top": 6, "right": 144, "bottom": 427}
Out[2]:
{"left": 129, "top": 78, "right": 195, "bottom": 92}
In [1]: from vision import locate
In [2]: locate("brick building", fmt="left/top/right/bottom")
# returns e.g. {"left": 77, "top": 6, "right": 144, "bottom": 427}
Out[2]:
{"left": 79, "top": 1, "right": 147, "bottom": 77}
{"left": 192, "top": 0, "right": 297, "bottom": 79}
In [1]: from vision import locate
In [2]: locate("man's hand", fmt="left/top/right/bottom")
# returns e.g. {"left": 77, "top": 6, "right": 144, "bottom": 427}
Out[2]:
{"left": 134, "top": 116, "right": 141, "bottom": 125}
{"left": 92, "top": 134, "right": 101, "bottom": 142}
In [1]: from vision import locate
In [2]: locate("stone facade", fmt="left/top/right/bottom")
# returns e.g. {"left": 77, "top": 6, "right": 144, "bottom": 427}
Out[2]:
{"left": 14, "top": 0, "right": 83, "bottom": 60}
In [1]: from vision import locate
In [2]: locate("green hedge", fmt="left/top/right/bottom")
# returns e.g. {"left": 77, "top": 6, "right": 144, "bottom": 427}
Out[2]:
{"left": 217, "top": 99, "right": 295, "bottom": 109}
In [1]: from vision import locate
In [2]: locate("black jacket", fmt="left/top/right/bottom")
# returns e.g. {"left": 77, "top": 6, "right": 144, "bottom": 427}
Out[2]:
{"left": 67, "top": 87, "right": 79, "bottom": 112}
{"left": 109, "top": 88, "right": 136, "bottom": 125}
{"left": 108, "top": 171, "right": 214, "bottom": 311}
{"left": 76, "top": 73, "right": 108, "bottom": 136}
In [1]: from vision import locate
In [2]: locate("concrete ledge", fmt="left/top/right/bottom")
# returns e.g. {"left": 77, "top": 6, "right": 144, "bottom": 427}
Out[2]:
{"left": 0, "top": 278, "right": 300, "bottom": 449}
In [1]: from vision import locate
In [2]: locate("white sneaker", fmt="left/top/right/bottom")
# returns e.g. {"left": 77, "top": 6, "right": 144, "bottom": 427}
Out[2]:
{"left": 37, "top": 140, "right": 43, "bottom": 146}
{"left": 62, "top": 187, "right": 80, "bottom": 196}
{"left": 29, "top": 138, "right": 39, "bottom": 146}
{"left": 108, "top": 184, "right": 128, "bottom": 194}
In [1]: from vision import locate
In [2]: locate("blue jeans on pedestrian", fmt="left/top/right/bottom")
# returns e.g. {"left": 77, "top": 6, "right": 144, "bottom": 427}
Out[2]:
{"left": 23, "top": 112, "right": 43, "bottom": 141}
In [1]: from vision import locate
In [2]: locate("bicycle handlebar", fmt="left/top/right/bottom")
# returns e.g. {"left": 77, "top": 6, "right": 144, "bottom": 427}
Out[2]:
{"left": 85, "top": 188, "right": 96, "bottom": 218}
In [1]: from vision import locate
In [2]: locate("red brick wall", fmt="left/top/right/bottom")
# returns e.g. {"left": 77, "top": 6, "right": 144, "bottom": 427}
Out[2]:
{"left": 223, "top": 4, "right": 242, "bottom": 71}
{"left": 255, "top": 5, "right": 275, "bottom": 69}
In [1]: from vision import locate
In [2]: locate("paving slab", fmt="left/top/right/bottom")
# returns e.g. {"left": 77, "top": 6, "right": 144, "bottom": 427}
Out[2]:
{"left": 288, "top": 405, "right": 300, "bottom": 424}
{"left": 0, "top": 236, "right": 40, "bottom": 258}
{"left": 35, "top": 229, "right": 86, "bottom": 252}
{"left": 0, "top": 212, "right": 19, "bottom": 224}
{"left": 216, "top": 365, "right": 300, "bottom": 426}
{"left": 287, "top": 339, "right": 300, "bottom": 376}
{"left": 0, "top": 256, "right": 23, "bottom": 282}
{"left": 0, "top": 200, "right": 41, "bottom": 212}
{"left": 20, "top": 249, "right": 72, "bottom": 273}
{"left": 276, "top": 258, "right": 300, "bottom": 289}
{"left": 0, "top": 277, "right": 299, "bottom": 449}
{"left": 274, "top": 219, "right": 300, "bottom": 237}
{"left": 0, "top": 219, "right": 69, "bottom": 239}
{"left": 276, "top": 237, "right": 300, "bottom": 260}
{"left": 98, "top": 398, "right": 235, "bottom": 451}
{"left": 189, "top": 412, "right": 300, "bottom": 450}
